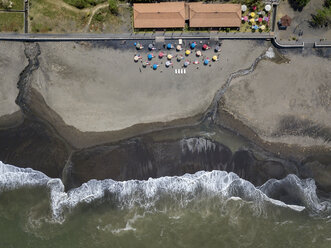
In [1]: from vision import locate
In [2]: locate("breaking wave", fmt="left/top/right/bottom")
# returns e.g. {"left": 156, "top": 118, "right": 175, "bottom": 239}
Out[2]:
{"left": 0, "top": 161, "right": 330, "bottom": 223}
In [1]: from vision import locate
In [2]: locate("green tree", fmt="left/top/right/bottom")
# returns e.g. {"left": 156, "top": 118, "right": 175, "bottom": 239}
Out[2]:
{"left": 289, "top": 0, "right": 311, "bottom": 10}
{"left": 108, "top": 0, "right": 118, "bottom": 15}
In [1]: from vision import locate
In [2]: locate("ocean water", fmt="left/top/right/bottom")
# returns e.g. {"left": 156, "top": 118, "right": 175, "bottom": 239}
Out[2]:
{"left": 1, "top": 161, "right": 331, "bottom": 248}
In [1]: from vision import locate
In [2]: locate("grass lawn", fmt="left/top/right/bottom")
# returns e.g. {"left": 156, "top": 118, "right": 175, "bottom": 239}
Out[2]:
{"left": 0, "top": 12, "right": 24, "bottom": 32}
{"left": 29, "top": 0, "right": 89, "bottom": 33}
{"left": 0, "top": 0, "right": 24, "bottom": 10}
{"left": 89, "top": 6, "right": 132, "bottom": 33}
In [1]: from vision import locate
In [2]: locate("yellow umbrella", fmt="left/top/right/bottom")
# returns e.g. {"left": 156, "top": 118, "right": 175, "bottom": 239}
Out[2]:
{"left": 212, "top": 55, "right": 218, "bottom": 61}
{"left": 167, "top": 54, "right": 173, "bottom": 60}
{"left": 185, "top": 50, "right": 191, "bottom": 55}
{"left": 260, "top": 25, "right": 266, "bottom": 30}
{"left": 250, "top": 12, "right": 255, "bottom": 17}
{"left": 249, "top": 18, "right": 255, "bottom": 23}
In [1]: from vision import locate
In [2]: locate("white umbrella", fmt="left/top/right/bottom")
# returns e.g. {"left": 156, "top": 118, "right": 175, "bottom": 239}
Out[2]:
{"left": 241, "top": 5, "right": 247, "bottom": 12}
{"left": 265, "top": 5, "right": 271, "bottom": 12}
{"left": 260, "top": 25, "right": 266, "bottom": 30}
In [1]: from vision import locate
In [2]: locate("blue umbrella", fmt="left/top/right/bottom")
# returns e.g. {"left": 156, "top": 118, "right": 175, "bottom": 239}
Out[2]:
{"left": 153, "top": 64, "right": 158, "bottom": 70}
{"left": 167, "top": 43, "right": 172, "bottom": 49}
{"left": 253, "top": 25, "right": 259, "bottom": 30}
{"left": 204, "top": 59, "right": 209, "bottom": 65}
{"left": 190, "top": 42, "right": 196, "bottom": 49}
{"left": 148, "top": 54, "right": 153, "bottom": 60}
{"left": 134, "top": 42, "right": 137, "bottom": 46}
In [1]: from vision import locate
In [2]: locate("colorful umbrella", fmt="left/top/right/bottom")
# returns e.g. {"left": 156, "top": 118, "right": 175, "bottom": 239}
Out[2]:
{"left": 204, "top": 59, "right": 209, "bottom": 65}
{"left": 167, "top": 43, "right": 172, "bottom": 49}
{"left": 250, "top": 12, "right": 255, "bottom": 18}
{"left": 241, "top": 5, "right": 247, "bottom": 12}
{"left": 190, "top": 42, "right": 196, "bottom": 49}
{"left": 142, "top": 61, "right": 149, "bottom": 67}
{"left": 196, "top": 50, "right": 202, "bottom": 57}
{"left": 177, "top": 55, "right": 183, "bottom": 62}
{"left": 202, "top": 44, "right": 209, "bottom": 50}
{"left": 185, "top": 50, "right": 191, "bottom": 55}
{"left": 159, "top": 51, "right": 165, "bottom": 58}
{"left": 249, "top": 18, "right": 255, "bottom": 23}
{"left": 212, "top": 55, "right": 218, "bottom": 61}
{"left": 184, "top": 60, "right": 190, "bottom": 67}
{"left": 264, "top": 17, "right": 269, "bottom": 22}
{"left": 260, "top": 25, "right": 266, "bottom": 30}
{"left": 134, "top": 55, "right": 140, "bottom": 62}
{"left": 165, "top": 61, "right": 172, "bottom": 67}
{"left": 176, "top": 45, "right": 182, "bottom": 51}
{"left": 148, "top": 54, "right": 153, "bottom": 60}
{"left": 167, "top": 54, "right": 173, "bottom": 60}
{"left": 153, "top": 64, "right": 158, "bottom": 70}
{"left": 265, "top": 5, "right": 271, "bottom": 12}
{"left": 258, "top": 17, "right": 263, "bottom": 23}
{"left": 244, "top": 16, "right": 248, "bottom": 21}
{"left": 252, "top": 25, "right": 259, "bottom": 30}
{"left": 193, "top": 59, "right": 199, "bottom": 65}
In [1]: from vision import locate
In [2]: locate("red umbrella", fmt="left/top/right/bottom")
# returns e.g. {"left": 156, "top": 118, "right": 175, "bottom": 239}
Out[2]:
{"left": 258, "top": 17, "right": 263, "bottom": 23}
{"left": 159, "top": 51, "right": 165, "bottom": 58}
{"left": 202, "top": 44, "right": 208, "bottom": 50}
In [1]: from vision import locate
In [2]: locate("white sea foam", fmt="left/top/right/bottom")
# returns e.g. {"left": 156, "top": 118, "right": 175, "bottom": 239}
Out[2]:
{"left": 1, "top": 161, "right": 330, "bottom": 223}
{"left": 265, "top": 47, "right": 275, "bottom": 59}
{"left": 180, "top": 137, "right": 216, "bottom": 154}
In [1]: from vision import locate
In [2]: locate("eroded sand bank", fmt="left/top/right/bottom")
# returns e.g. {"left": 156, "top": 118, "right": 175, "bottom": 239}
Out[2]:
{"left": 0, "top": 42, "right": 26, "bottom": 118}
{"left": 31, "top": 41, "right": 267, "bottom": 132}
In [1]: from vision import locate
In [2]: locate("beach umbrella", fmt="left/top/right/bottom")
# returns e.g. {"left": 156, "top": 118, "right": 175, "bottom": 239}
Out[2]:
{"left": 167, "top": 43, "right": 172, "bottom": 49}
{"left": 153, "top": 64, "right": 158, "bottom": 70}
{"left": 185, "top": 50, "right": 191, "bottom": 55}
{"left": 214, "top": 46, "right": 220, "bottom": 52}
{"left": 148, "top": 53, "right": 153, "bottom": 60}
{"left": 184, "top": 60, "right": 190, "bottom": 67}
{"left": 190, "top": 42, "right": 196, "bottom": 49}
{"left": 167, "top": 54, "right": 173, "bottom": 60}
{"left": 244, "top": 16, "right": 248, "bottom": 22}
{"left": 264, "top": 16, "right": 269, "bottom": 22}
{"left": 252, "top": 6, "right": 257, "bottom": 11}
{"left": 265, "top": 5, "right": 271, "bottom": 12}
{"left": 176, "top": 45, "right": 182, "bottom": 51}
{"left": 241, "top": 5, "right": 247, "bottom": 12}
{"left": 158, "top": 51, "right": 165, "bottom": 58}
{"left": 196, "top": 50, "right": 202, "bottom": 57}
{"left": 212, "top": 55, "right": 218, "bottom": 61}
{"left": 249, "top": 18, "right": 255, "bottom": 23}
{"left": 165, "top": 61, "right": 172, "bottom": 67}
{"left": 148, "top": 44, "right": 154, "bottom": 50}
{"left": 250, "top": 12, "right": 255, "bottom": 18}
{"left": 193, "top": 59, "right": 199, "bottom": 65}
{"left": 260, "top": 25, "right": 266, "bottom": 30}
{"left": 258, "top": 17, "right": 263, "bottom": 23}
{"left": 202, "top": 44, "right": 209, "bottom": 50}
{"left": 261, "top": 11, "right": 266, "bottom": 16}
{"left": 134, "top": 55, "right": 140, "bottom": 62}
{"left": 177, "top": 55, "right": 183, "bottom": 62}
{"left": 134, "top": 42, "right": 137, "bottom": 46}
{"left": 142, "top": 61, "right": 149, "bottom": 67}
{"left": 253, "top": 25, "right": 259, "bottom": 30}
{"left": 204, "top": 59, "right": 209, "bottom": 65}
{"left": 136, "top": 43, "right": 143, "bottom": 50}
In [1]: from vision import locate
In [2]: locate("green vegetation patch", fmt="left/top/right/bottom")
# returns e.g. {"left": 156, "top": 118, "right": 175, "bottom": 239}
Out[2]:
{"left": 29, "top": 0, "right": 89, "bottom": 33}
{"left": 0, "top": 0, "right": 24, "bottom": 10}
{"left": 64, "top": 0, "right": 106, "bottom": 9}
{"left": 311, "top": 0, "right": 331, "bottom": 27}
{"left": 0, "top": 12, "right": 24, "bottom": 32}
{"left": 289, "top": 0, "right": 311, "bottom": 10}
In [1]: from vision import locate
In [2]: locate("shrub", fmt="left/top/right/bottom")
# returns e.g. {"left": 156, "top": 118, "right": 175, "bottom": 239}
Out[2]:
{"left": 108, "top": 0, "right": 118, "bottom": 15}
{"left": 289, "top": 0, "right": 310, "bottom": 10}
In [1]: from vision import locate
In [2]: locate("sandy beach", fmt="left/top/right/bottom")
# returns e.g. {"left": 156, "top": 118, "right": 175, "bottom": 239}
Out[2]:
{"left": 30, "top": 40, "right": 267, "bottom": 132}
{"left": 0, "top": 42, "right": 26, "bottom": 126}
{"left": 222, "top": 50, "right": 331, "bottom": 148}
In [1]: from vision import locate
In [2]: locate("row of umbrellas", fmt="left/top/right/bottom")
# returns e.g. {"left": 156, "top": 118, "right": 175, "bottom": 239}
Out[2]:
{"left": 242, "top": 16, "right": 269, "bottom": 23}
{"left": 135, "top": 50, "right": 218, "bottom": 62}
{"left": 241, "top": 4, "right": 271, "bottom": 12}
{"left": 134, "top": 42, "right": 217, "bottom": 52}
